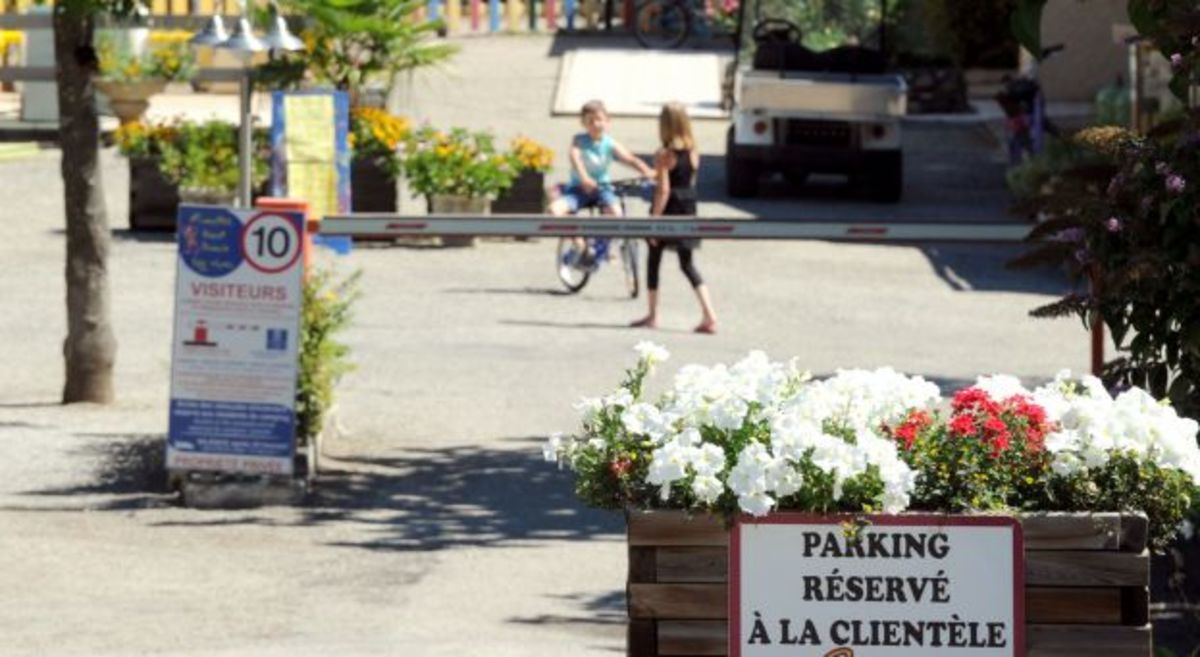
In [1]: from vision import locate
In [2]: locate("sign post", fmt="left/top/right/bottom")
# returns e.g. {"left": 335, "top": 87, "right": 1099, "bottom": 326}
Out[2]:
{"left": 167, "top": 205, "right": 306, "bottom": 478}
{"left": 731, "top": 514, "right": 1024, "bottom": 657}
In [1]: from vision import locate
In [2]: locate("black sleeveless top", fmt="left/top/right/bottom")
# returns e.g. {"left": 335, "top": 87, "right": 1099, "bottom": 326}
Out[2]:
{"left": 664, "top": 148, "right": 697, "bottom": 216}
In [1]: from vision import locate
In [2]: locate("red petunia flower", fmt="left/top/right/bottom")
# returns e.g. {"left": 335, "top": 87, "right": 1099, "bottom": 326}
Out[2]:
{"left": 949, "top": 414, "right": 977, "bottom": 437}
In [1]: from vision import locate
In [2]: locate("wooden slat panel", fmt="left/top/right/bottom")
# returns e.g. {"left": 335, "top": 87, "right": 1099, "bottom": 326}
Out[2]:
{"left": 629, "top": 511, "right": 1143, "bottom": 551}
{"left": 1118, "top": 514, "right": 1148, "bottom": 553}
{"left": 1019, "top": 513, "right": 1121, "bottom": 551}
{"left": 629, "top": 583, "right": 726, "bottom": 620}
{"left": 1026, "top": 587, "right": 1122, "bottom": 624}
{"left": 628, "top": 619, "right": 657, "bottom": 657}
{"left": 646, "top": 548, "right": 1148, "bottom": 589}
{"left": 628, "top": 511, "right": 727, "bottom": 547}
{"left": 654, "top": 623, "right": 1153, "bottom": 657}
{"left": 630, "top": 546, "right": 658, "bottom": 584}
{"left": 632, "top": 584, "right": 1132, "bottom": 625}
{"left": 1027, "top": 623, "right": 1151, "bottom": 656}
{"left": 1026, "top": 550, "right": 1148, "bottom": 587}
{"left": 1121, "top": 586, "right": 1149, "bottom": 626}
{"left": 657, "top": 547, "right": 727, "bottom": 583}
{"left": 658, "top": 621, "right": 727, "bottom": 656}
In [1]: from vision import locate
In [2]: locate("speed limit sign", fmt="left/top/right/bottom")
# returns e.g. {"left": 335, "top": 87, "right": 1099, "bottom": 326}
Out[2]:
{"left": 241, "top": 212, "right": 303, "bottom": 274}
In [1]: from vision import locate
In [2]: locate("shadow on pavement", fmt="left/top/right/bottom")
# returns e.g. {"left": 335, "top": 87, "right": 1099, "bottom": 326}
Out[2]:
{"left": 917, "top": 244, "right": 1074, "bottom": 296}
{"left": 14, "top": 432, "right": 174, "bottom": 510}
{"left": 308, "top": 437, "right": 624, "bottom": 551}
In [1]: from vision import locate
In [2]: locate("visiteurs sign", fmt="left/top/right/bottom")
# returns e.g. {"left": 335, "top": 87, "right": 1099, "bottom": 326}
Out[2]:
{"left": 167, "top": 205, "right": 306, "bottom": 476}
{"left": 731, "top": 515, "right": 1024, "bottom": 657}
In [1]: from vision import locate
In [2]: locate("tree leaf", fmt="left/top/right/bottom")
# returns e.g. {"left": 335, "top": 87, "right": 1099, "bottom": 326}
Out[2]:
{"left": 1010, "top": 0, "right": 1045, "bottom": 57}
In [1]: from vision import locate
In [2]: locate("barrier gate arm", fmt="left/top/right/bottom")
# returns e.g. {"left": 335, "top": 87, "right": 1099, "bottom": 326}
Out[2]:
{"left": 320, "top": 214, "right": 1034, "bottom": 243}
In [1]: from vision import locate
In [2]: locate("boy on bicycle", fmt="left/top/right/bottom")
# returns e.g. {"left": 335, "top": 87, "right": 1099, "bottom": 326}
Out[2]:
{"left": 549, "top": 99, "right": 654, "bottom": 219}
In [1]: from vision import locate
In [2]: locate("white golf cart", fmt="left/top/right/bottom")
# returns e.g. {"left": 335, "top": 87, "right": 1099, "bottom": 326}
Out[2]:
{"left": 725, "top": 0, "right": 906, "bottom": 202}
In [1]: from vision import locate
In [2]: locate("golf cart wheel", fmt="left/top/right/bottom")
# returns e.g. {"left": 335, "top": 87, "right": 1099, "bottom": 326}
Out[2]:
{"left": 556, "top": 238, "right": 590, "bottom": 293}
{"left": 726, "top": 127, "right": 758, "bottom": 198}
{"left": 634, "top": 0, "right": 691, "bottom": 50}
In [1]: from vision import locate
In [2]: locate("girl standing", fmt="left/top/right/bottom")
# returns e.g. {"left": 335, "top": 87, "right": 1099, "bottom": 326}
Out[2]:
{"left": 631, "top": 103, "right": 718, "bottom": 334}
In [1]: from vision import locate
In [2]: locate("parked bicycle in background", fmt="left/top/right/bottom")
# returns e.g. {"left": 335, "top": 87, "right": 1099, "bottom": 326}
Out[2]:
{"left": 995, "top": 43, "right": 1066, "bottom": 165}
{"left": 633, "top": 0, "right": 735, "bottom": 49}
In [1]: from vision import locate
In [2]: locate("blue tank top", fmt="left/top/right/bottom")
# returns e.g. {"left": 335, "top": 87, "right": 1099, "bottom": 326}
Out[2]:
{"left": 569, "top": 133, "right": 614, "bottom": 187}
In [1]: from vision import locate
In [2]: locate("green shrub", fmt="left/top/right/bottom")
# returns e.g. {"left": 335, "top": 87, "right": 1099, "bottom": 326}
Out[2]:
{"left": 296, "top": 267, "right": 361, "bottom": 446}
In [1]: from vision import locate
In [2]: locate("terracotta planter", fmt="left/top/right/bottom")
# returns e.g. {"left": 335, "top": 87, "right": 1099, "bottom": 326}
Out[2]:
{"left": 626, "top": 510, "right": 1151, "bottom": 657}
{"left": 351, "top": 157, "right": 398, "bottom": 213}
{"left": 430, "top": 193, "right": 488, "bottom": 248}
{"left": 95, "top": 79, "right": 167, "bottom": 125}
{"left": 491, "top": 169, "right": 546, "bottom": 214}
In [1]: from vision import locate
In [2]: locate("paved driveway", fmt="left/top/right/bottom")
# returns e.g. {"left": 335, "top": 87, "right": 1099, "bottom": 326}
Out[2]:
{"left": 0, "top": 35, "right": 1090, "bottom": 657}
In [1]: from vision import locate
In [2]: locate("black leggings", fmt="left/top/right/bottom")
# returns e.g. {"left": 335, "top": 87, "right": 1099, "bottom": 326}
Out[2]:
{"left": 647, "top": 241, "right": 703, "bottom": 291}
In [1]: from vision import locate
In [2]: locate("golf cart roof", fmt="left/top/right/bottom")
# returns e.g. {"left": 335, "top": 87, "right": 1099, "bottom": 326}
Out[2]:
{"left": 735, "top": 0, "right": 889, "bottom": 57}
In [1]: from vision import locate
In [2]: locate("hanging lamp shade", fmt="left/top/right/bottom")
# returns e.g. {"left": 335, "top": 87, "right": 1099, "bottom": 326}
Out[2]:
{"left": 261, "top": 10, "right": 304, "bottom": 52}
{"left": 190, "top": 14, "right": 229, "bottom": 48}
{"left": 218, "top": 16, "right": 266, "bottom": 54}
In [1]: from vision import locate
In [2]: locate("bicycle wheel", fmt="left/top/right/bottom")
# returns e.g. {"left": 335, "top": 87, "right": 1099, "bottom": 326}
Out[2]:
{"left": 634, "top": 0, "right": 691, "bottom": 50}
{"left": 620, "top": 239, "right": 640, "bottom": 299}
{"left": 557, "top": 238, "right": 590, "bottom": 293}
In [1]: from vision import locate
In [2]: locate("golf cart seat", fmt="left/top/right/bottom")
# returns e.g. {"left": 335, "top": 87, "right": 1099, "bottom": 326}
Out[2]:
{"left": 753, "top": 43, "right": 888, "bottom": 75}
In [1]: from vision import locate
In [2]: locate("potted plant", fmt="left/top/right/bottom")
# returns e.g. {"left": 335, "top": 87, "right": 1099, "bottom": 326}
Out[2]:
{"left": 491, "top": 135, "right": 553, "bottom": 215}
{"left": 404, "top": 126, "right": 520, "bottom": 247}
{"left": 94, "top": 32, "right": 194, "bottom": 125}
{"left": 546, "top": 345, "right": 1200, "bottom": 657}
{"left": 349, "top": 107, "right": 410, "bottom": 212}
{"left": 113, "top": 119, "right": 181, "bottom": 230}
{"left": 114, "top": 119, "right": 270, "bottom": 228}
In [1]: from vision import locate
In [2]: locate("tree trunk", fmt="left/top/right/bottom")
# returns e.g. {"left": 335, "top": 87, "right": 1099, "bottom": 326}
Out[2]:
{"left": 53, "top": 6, "right": 116, "bottom": 404}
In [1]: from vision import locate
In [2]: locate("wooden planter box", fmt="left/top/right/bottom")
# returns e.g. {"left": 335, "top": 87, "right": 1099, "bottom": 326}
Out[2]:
{"left": 627, "top": 510, "right": 1151, "bottom": 657}
{"left": 491, "top": 169, "right": 545, "bottom": 214}
{"left": 351, "top": 157, "right": 398, "bottom": 214}
{"left": 128, "top": 156, "right": 181, "bottom": 231}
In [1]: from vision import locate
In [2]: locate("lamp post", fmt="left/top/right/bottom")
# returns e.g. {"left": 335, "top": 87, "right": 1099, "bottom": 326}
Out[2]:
{"left": 191, "top": 1, "right": 302, "bottom": 208}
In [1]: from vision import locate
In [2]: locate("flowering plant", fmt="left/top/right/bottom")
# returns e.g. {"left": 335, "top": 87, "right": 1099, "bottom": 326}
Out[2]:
{"left": 547, "top": 346, "right": 1200, "bottom": 550}
{"left": 509, "top": 135, "right": 554, "bottom": 173}
{"left": 546, "top": 344, "right": 932, "bottom": 518}
{"left": 114, "top": 119, "right": 270, "bottom": 195}
{"left": 349, "top": 108, "right": 411, "bottom": 177}
{"left": 96, "top": 33, "right": 195, "bottom": 83}
{"left": 404, "top": 126, "right": 520, "bottom": 199}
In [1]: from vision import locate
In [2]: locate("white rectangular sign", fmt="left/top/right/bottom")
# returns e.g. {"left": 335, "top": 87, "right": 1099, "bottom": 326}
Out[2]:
{"left": 167, "top": 205, "right": 306, "bottom": 476}
{"left": 732, "top": 514, "right": 1024, "bottom": 657}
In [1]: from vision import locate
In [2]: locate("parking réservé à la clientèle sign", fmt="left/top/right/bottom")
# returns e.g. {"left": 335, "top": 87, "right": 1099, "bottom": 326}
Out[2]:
{"left": 731, "top": 515, "right": 1023, "bottom": 657}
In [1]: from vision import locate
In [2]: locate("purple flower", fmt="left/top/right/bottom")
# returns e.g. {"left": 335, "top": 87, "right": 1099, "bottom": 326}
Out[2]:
{"left": 1106, "top": 217, "right": 1122, "bottom": 233}
{"left": 1073, "top": 248, "right": 1089, "bottom": 264}
{"left": 1058, "top": 227, "right": 1085, "bottom": 243}
{"left": 1171, "top": 53, "right": 1184, "bottom": 69}
{"left": 1156, "top": 161, "right": 1170, "bottom": 175}
{"left": 1167, "top": 175, "right": 1187, "bottom": 194}
{"left": 1106, "top": 174, "right": 1124, "bottom": 196}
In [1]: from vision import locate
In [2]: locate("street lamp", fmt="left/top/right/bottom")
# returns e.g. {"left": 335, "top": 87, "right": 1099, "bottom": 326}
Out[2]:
{"left": 191, "top": 0, "right": 302, "bottom": 208}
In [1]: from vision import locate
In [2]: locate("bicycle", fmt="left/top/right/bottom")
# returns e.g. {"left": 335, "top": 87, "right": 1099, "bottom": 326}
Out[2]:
{"left": 554, "top": 179, "right": 649, "bottom": 298}
{"left": 995, "top": 43, "right": 1066, "bottom": 165}
{"left": 633, "top": 0, "right": 723, "bottom": 50}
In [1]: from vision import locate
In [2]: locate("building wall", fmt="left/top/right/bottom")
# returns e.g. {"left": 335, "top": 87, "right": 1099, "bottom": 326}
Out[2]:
{"left": 1038, "top": 0, "right": 1129, "bottom": 102}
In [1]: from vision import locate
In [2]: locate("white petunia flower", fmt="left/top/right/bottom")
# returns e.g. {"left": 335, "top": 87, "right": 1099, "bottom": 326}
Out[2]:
{"left": 738, "top": 491, "right": 775, "bottom": 516}
{"left": 973, "top": 374, "right": 1030, "bottom": 401}
{"left": 542, "top": 432, "right": 564, "bottom": 463}
{"left": 692, "top": 475, "right": 724, "bottom": 504}
{"left": 634, "top": 341, "right": 671, "bottom": 366}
